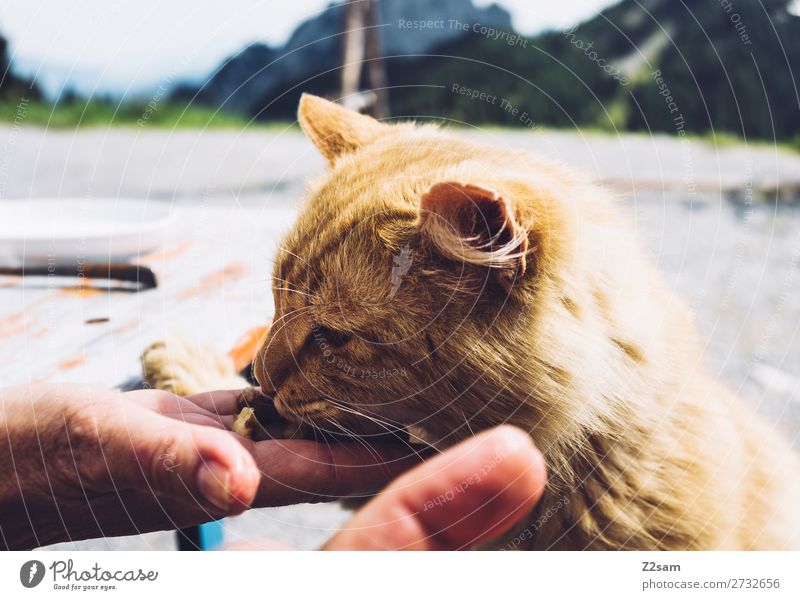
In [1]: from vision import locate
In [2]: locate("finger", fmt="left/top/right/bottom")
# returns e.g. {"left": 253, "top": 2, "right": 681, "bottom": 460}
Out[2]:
{"left": 186, "top": 388, "right": 268, "bottom": 416}
{"left": 160, "top": 411, "right": 233, "bottom": 430}
{"left": 127, "top": 389, "right": 223, "bottom": 419}
{"left": 243, "top": 438, "right": 422, "bottom": 506}
{"left": 323, "top": 426, "right": 546, "bottom": 550}
{"left": 98, "top": 400, "right": 261, "bottom": 517}
{"left": 126, "top": 389, "right": 234, "bottom": 429}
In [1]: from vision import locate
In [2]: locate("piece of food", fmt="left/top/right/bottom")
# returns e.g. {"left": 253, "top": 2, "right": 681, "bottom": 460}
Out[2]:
{"left": 232, "top": 406, "right": 257, "bottom": 438}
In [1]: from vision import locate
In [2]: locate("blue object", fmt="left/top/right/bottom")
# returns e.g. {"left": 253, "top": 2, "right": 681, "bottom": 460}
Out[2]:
{"left": 177, "top": 521, "right": 224, "bottom": 550}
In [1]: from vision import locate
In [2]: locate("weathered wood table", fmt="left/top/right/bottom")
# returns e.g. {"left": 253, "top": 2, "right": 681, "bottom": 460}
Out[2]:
{"left": 0, "top": 203, "right": 289, "bottom": 390}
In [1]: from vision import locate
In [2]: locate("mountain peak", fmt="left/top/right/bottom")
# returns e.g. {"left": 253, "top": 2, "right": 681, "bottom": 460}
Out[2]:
{"left": 192, "top": 0, "right": 512, "bottom": 114}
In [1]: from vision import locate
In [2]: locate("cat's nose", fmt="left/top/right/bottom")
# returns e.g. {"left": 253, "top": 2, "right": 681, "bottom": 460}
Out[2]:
{"left": 253, "top": 340, "right": 277, "bottom": 395}
{"left": 252, "top": 317, "right": 302, "bottom": 394}
{"left": 254, "top": 366, "right": 276, "bottom": 394}
{"left": 252, "top": 327, "right": 276, "bottom": 393}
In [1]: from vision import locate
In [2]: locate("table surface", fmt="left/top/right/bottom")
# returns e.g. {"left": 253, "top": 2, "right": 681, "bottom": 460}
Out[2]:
{"left": 0, "top": 203, "right": 290, "bottom": 390}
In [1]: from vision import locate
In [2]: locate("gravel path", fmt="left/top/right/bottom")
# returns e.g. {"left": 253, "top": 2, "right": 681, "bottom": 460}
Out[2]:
{"left": 2, "top": 125, "right": 797, "bottom": 550}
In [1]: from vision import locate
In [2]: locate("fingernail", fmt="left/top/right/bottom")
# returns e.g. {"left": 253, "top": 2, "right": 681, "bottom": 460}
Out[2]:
{"left": 197, "top": 461, "right": 232, "bottom": 511}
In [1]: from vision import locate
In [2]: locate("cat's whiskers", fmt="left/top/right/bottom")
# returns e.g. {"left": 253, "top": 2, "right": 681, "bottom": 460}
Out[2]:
{"left": 287, "top": 417, "right": 306, "bottom": 440}
{"left": 306, "top": 416, "right": 342, "bottom": 482}
{"left": 273, "top": 286, "right": 313, "bottom": 299}
{"left": 326, "top": 398, "right": 404, "bottom": 430}
{"left": 270, "top": 305, "right": 313, "bottom": 327}
{"left": 323, "top": 416, "right": 386, "bottom": 466}
{"left": 272, "top": 276, "right": 312, "bottom": 294}
{"left": 326, "top": 399, "right": 439, "bottom": 458}
{"left": 278, "top": 246, "right": 310, "bottom": 267}
{"left": 460, "top": 407, "right": 476, "bottom": 438}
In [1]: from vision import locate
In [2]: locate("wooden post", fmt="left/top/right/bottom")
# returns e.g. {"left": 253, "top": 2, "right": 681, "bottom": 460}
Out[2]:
{"left": 365, "top": 0, "right": 388, "bottom": 119}
{"left": 340, "top": 0, "right": 388, "bottom": 118}
{"left": 340, "top": 0, "right": 367, "bottom": 107}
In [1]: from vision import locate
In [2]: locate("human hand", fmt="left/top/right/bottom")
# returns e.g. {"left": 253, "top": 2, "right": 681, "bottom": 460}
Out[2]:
{"left": 187, "top": 389, "right": 424, "bottom": 507}
{"left": 324, "top": 425, "right": 546, "bottom": 550}
{"left": 0, "top": 384, "right": 420, "bottom": 549}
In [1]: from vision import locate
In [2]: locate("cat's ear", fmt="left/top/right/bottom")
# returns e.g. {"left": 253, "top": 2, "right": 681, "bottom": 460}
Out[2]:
{"left": 419, "top": 181, "right": 528, "bottom": 283}
{"left": 298, "top": 94, "right": 389, "bottom": 165}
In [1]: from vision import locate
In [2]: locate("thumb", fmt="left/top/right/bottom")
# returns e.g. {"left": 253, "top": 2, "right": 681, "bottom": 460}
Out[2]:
{"left": 324, "top": 426, "right": 546, "bottom": 550}
{"left": 101, "top": 396, "right": 260, "bottom": 516}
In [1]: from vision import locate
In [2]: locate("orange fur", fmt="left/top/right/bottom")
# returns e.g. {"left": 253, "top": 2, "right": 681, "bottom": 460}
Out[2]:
{"left": 250, "top": 94, "right": 800, "bottom": 549}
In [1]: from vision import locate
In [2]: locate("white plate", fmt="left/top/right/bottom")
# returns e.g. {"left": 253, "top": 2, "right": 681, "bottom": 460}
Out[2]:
{"left": 0, "top": 198, "right": 173, "bottom": 266}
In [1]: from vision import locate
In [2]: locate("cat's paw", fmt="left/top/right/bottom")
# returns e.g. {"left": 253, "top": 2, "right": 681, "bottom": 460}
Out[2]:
{"left": 141, "top": 336, "right": 247, "bottom": 396}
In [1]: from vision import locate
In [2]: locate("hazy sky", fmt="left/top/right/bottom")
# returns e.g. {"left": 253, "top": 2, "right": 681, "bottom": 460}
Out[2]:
{"left": 0, "top": 0, "right": 619, "bottom": 98}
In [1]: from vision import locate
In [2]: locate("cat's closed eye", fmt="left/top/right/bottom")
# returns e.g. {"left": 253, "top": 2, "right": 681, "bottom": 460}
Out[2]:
{"left": 313, "top": 324, "right": 351, "bottom": 347}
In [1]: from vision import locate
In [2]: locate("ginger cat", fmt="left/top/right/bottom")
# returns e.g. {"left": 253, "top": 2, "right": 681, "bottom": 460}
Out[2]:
{"left": 143, "top": 94, "right": 800, "bottom": 550}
